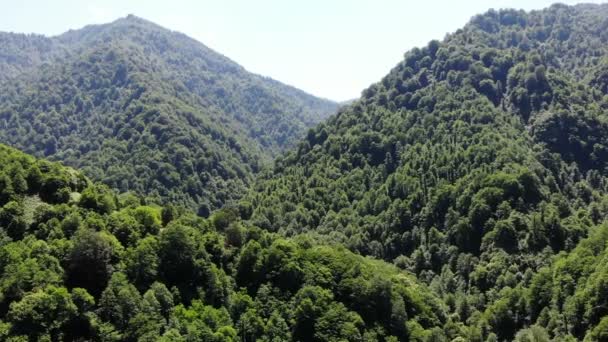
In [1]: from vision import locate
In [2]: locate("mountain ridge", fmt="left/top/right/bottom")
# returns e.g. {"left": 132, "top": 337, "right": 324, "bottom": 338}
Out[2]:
{"left": 245, "top": 3, "right": 608, "bottom": 340}
{"left": 3, "top": 3, "right": 608, "bottom": 340}
{"left": 0, "top": 15, "right": 338, "bottom": 213}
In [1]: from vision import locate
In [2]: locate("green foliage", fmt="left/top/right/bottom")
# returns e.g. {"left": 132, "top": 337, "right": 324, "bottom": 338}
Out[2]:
{"left": 0, "top": 16, "right": 337, "bottom": 212}
{"left": 0, "top": 144, "right": 445, "bottom": 340}
{"left": 6, "top": 286, "right": 79, "bottom": 341}
{"left": 79, "top": 185, "right": 116, "bottom": 214}
{"left": 65, "top": 228, "right": 122, "bottom": 298}
{"left": 1, "top": 3, "right": 608, "bottom": 340}
{"left": 243, "top": 3, "right": 608, "bottom": 340}
{"left": 513, "top": 325, "right": 550, "bottom": 342}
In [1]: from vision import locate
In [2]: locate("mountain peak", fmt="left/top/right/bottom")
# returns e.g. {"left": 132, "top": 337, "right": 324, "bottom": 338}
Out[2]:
{"left": 114, "top": 13, "right": 158, "bottom": 27}
{"left": 0, "top": 15, "right": 338, "bottom": 211}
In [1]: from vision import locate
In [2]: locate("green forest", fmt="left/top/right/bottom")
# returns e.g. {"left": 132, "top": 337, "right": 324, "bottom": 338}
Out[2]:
{"left": 246, "top": 3, "right": 608, "bottom": 340}
{"left": 1, "top": 2, "right": 608, "bottom": 341}
{"left": 0, "top": 15, "right": 337, "bottom": 214}
{"left": 0, "top": 144, "right": 449, "bottom": 341}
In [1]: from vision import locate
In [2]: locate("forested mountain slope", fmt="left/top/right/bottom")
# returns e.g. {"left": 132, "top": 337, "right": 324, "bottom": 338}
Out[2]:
{"left": 0, "top": 15, "right": 337, "bottom": 213}
{"left": 0, "top": 144, "right": 450, "bottom": 341}
{"left": 245, "top": 3, "right": 608, "bottom": 340}
{"left": 0, "top": 33, "right": 66, "bottom": 81}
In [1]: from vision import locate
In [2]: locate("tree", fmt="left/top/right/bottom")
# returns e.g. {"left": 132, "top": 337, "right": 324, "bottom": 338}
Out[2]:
{"left": 107, "top": 210, "right": 141, "bottom": 247}
{"left": 586, "top": 316, "right": 608, "bottom": 342}
{"left": 314, "top": 303, "right": 364, "bottom": 341}
{"left": 263, "top": 310, "right": 291, "bottom": 341}
{"left": 124, "top": 236, "right": 160, "bottom": 291}
{"left": 157, "top": 224, "right": 203, "bottom": 301}
{"left": 7, "top": 286, "right": 78, "bottom": 340}
{"left": 66, "top": 229, "right": 121, "bottom": 297}
{"left": 513, "top": 325, "right": 550, "bottom": 342}
{"left": 0, "top": 201, "right": 27, "bottom": 240}
{"left": 98, "top": 272, "right": 142, "bottom": 331}
{"left": 292, "top": 286, "right": 333, "bottom": 341}
{"left": 79, "top": 185, "right": 116, "bottom": 214}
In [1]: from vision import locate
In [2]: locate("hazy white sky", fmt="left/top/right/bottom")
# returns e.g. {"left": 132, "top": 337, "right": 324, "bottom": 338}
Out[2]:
{"left": 0, "top": 0, "right": 605, "bottom": 101}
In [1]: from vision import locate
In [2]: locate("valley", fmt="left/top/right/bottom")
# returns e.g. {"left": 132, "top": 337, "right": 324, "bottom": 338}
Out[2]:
{"left": 1, "top": 3, "right": 608, "bottom": 341}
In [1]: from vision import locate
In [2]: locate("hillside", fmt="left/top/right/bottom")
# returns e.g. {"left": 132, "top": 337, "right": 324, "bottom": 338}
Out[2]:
{"left": 0, "top": 32, "right": 66, "bottom": 81}
{"left": 245, "top": 3, "right": 608, "bottom": 340}
{"left": 0, "top": 15, "right": 338, "bottom": 213}
{"left": 4, "top": 3, "right": 608, "bottom": 340}
{"left": 0, "top": 143, "right": 451, "bottom": 341}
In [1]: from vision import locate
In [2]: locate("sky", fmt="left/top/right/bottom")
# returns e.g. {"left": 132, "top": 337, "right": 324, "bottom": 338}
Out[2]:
{"left": 0, "top": 0, "right": 605, "bottom": 102}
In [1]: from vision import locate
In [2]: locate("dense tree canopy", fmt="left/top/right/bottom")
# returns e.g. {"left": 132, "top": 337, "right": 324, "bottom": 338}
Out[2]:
{"left": 0, "top": 144, "right": 447, "bottom": 341}
{"left": 0, "top": 16, "right": 337, "bottom": 213}
{"left": 245, "top": 3, "right": 608, "bottom": 340}
{"left": 2, "top": 2, "right": 608, "bottom": 341}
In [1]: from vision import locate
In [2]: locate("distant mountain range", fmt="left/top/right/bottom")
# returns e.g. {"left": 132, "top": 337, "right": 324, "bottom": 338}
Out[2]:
{"left": 0, "top": 15, "right": 338, "bottom": 213}
{"left": 3, "top": 3, "right": 608, "bottom": 340}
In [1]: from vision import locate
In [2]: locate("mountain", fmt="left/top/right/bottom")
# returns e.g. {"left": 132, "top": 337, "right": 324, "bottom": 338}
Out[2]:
{"left": 0, "top": 143, "right": 449, "bottom": 341}
{"left": 0, "top": 15, "right": 338, "bottom": 214}
{"left": 0, "top": 32, "right": 65, "bottom": 81}
{"left": 4, "top": 3, "right": 608, "bottom": 340}
{"left": 245, "top": 3, "right": 608, "bottom": 340}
